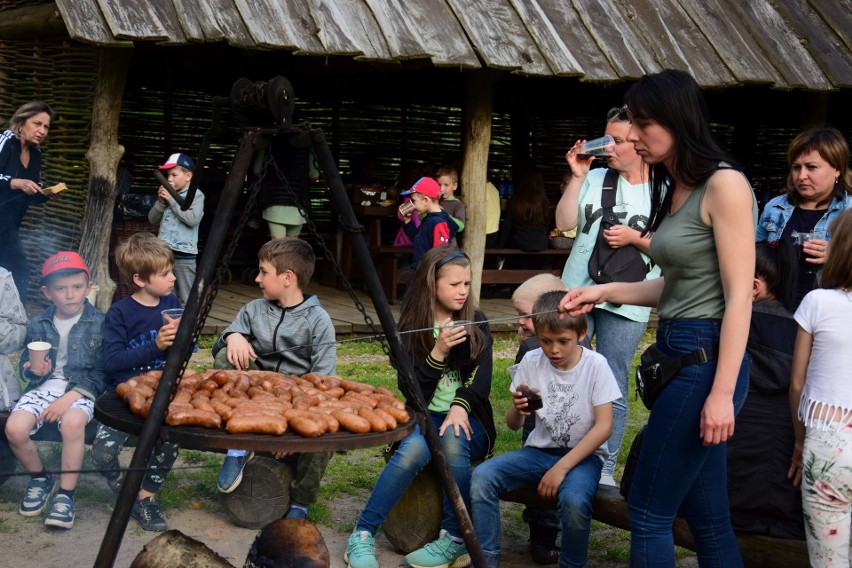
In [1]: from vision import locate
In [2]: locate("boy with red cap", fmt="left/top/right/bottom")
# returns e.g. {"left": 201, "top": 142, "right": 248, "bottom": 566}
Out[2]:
{"left": 4, "top": 251, "right": 107, "bottom": 529}
{"left": 148, "top": 152, "right": 205, "bottom": 306}
{"left": 400, "top": 176, "right": 457, "bottom": 266}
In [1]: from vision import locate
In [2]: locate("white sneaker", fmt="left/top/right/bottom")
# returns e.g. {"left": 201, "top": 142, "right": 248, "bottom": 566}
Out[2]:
{"left": 599, "top": 474, "right": 618, "bottom": 487}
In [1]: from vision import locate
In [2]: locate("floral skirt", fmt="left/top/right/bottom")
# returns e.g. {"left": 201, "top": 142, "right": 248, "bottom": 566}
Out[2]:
{"left": 802, "top": 425, "right": 852, "bottom": 567}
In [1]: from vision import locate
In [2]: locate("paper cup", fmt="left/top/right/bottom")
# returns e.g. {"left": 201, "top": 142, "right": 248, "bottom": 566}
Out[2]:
{"left": 162, "top": 308, "right": 184, "bottom": 326}
{"left": 27, "top": 341, "right": 52, "bottom": 375}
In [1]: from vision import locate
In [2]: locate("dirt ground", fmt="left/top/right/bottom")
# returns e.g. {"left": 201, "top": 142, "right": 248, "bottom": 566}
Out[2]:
{"left": 0, "top": 469, "right": 563, "bottom": 568}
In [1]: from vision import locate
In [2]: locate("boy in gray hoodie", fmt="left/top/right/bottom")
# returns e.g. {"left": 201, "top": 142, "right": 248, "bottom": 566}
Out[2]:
{"left": 212, "top": 237, "right": 335, "bottom": 520}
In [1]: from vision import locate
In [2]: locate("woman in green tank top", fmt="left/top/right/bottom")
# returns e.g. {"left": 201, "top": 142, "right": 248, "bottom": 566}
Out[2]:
{"left": 560, "top": 69, "right": 757, "bottom": 567}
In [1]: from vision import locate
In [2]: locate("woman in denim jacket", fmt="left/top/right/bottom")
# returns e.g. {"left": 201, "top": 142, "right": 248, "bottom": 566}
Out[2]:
{"left": 756, "top": 127, "right": 852, "bottom": 308}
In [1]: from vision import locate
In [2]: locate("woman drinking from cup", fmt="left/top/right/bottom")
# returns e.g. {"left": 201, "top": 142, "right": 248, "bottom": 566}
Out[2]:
{"left": 561, "top": 69, "right": 757, "bottom": 566}
{"left": 0, "top": 101, "right": 57, "bottom": 301}
{"left": 756, "top": 127, "right": 852, "bottom": 308}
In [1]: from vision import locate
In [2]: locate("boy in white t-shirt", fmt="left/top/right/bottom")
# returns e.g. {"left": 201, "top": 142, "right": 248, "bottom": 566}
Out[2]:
{"left": 470, "top": 290, "right": 620, "bottom": 568}
{"left": 4, "top": 252, "right": 107, "bottom": 529}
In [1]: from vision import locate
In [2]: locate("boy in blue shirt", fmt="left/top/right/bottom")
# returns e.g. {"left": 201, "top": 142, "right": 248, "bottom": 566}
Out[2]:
{"left": 148, "top": 152, "right": 205, "bottom": 306}
{"left": 5, "top": 252, "right": 107, "bottom": 529}
{"left": 400, "top": 177, "right": 456, "bottom": 266}
{"left": 92, "top": 232, "right": 181, "bottom": 531}
{"left": 471, "top": 291, "right": 620, "bottom": 567}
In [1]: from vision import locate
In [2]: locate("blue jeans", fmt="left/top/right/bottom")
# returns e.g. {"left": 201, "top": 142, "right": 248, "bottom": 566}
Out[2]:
{"left": 355, "top": 411, "right": 488, "bottom": 538}
{"left": 588, "top": 308, "right": 648, "bottom": 476}
{"left": 627, "top": 319, "right": 749, "bottom": 567}
{"left": 471, "top": 447, "right": 603, "bottom": 568}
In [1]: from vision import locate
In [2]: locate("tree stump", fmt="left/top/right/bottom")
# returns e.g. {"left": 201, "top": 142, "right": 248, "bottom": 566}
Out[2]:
{"left": 382, "top": 462, "right": 443, "bottom": 553}
{"left": 130, "top": 530, "right": 234, "bottom": 568}
{"left": 219, "top": 456, "right": 293, "bottom": 529}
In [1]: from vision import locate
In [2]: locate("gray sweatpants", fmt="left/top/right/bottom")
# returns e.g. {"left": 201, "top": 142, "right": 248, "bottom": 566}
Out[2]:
{"left": 172, "top": 256, "right": 197, "bottom": 306}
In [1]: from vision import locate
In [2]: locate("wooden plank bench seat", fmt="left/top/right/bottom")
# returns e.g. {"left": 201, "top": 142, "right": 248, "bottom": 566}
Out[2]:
{"left": 380, "top": 460, "right": 809, "bottom": 567}
{"left": 376, "top": 246, "right": 572, "bottom": 304}
{"left": 0, "top": 410, "right": 101, "bottom": 487}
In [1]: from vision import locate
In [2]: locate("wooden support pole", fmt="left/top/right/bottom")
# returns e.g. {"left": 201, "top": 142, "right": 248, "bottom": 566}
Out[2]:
{"left": 78, "top": 47, "right": 131, "bottom": 311}
{"left": 460, "top": 70, "right": 494, "bottom": 306}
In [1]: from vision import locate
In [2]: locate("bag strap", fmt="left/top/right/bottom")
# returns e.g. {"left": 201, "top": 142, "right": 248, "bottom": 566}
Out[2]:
{"left": 678, "top": 346, "right": 718, "bottom": 368}
{"left": 601, "top": 168, "right": 619, "bottom": 211}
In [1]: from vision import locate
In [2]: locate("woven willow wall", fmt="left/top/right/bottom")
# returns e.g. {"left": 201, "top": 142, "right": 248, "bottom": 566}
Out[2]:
{"left": 0, "top": 37, "right": 98, "bottom": 306}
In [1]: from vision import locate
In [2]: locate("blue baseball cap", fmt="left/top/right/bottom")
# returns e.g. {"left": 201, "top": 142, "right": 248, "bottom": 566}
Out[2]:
{"left": 159, "top": 153, "right": 195, "bottom": 172}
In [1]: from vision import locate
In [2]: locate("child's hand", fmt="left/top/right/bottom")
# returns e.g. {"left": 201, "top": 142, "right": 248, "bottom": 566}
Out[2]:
{"left": 23, "top": 359, "right": 53, "bottom": 378}
{"left": 157, "top": 186, "right": 171, "bottom": 204}
{"left": 155, "top": 322, "right": 177, "bottom": 351}
{"left": 439, "top": 405, "right": 472, "bottom": 440}
{"left": 432, "top": 318, "right": 467, "bottom": 360}
{"left": 511, "top": 390, "right": 531, "bottom": 415}
{"left": 788, "top": 441, "right": 804, "bottom": 487}
{"left": 39, "top": 394, "right": 76, "bottom": 424}
{"left": 226, "top": 334, "right": 257, "bottom": 371}
{"left": 538, "top": 464, "right": 568, "bottom": 501}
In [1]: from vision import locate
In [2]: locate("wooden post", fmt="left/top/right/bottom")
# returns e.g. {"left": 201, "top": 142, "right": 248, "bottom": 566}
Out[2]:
{"left": 78, "top": 47, "right": 131, "bottom": 310}
{"left": 460, "top": 70, "right": 494, "bottom": 305}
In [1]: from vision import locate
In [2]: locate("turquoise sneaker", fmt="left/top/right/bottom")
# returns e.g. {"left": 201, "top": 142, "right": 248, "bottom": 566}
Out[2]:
{"left": 405, "top": 530, "right": 470, "bottom": 568}
{"left": 344, "top": 530, "right": 379, "bottom": 568}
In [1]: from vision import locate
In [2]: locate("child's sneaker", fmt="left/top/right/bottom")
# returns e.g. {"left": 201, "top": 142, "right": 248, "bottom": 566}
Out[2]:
{"left": 344, "top": 530, "right": 379, "bottom": 568}
{"left": 131, "top": 497, "right": 168, "bottom": 531}
{"left": 44, "top": 494, "right": 75, "bottom": 529}
{"left": 19, "top": 475, "right": 55, "bottom": 516}
{"left": 107, "top": 472, "right": 125, "bottom": 496}
{"left": 217, "top": 451, "right": 254, "bottom": 493}
{"left": 404, "top": 529, "right": 471, "bottom": 568}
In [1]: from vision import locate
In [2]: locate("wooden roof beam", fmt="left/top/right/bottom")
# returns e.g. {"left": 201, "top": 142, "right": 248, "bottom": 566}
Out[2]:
{"left": 0, "top": 3, "right": 68, "bottom": 40}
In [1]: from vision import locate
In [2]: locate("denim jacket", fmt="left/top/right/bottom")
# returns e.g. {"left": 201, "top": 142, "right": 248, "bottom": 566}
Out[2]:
{"left": 148, "top": 187, "right": 205, "bottom": 255}
{"left": 756, "top": 193, "right": 852, "bottom": 242}
{"left": 20, "top": 300, "right": 108, "bottom": 401}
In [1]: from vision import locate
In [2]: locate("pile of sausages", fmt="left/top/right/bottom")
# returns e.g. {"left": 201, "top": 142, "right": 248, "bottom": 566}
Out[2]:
{"left": 114, "top": 369, "right": 410, "bottom": 437}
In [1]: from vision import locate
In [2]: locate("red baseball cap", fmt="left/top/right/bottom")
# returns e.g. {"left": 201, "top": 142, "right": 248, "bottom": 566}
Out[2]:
{"left": 41, "top": 251, "right": 90, "bottom": 284}
{"left": 401, "top": 177, "right": 442, "bottom": 200}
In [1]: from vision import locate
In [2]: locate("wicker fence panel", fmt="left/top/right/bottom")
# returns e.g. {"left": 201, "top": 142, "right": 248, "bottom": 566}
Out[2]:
{"left": 0, "top": 38, "right": 97, "bottom": 309}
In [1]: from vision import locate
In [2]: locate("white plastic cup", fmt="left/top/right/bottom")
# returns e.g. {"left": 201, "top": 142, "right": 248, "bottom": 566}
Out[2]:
{"left": 27, "top": 341, "right": 52, "bottom": 375}
{"left": 162, "top": 308, "right": 184, "bottom": 326}
{"left": 578, "top": 135, "right": 616, "bottom": 158}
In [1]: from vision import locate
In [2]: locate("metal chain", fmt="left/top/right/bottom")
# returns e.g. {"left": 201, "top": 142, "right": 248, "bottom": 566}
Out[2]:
{"left": 264, "top": 130, "right": 395, "bottom": 364}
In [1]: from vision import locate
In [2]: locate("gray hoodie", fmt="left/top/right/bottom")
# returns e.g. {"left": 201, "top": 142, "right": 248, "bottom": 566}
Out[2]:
{"left": 213, "top": 294, "right": 336, "bottom": 375}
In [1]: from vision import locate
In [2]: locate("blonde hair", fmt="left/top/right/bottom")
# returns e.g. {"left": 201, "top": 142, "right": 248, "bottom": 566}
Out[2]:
{"left": 258, "top": 238, "right": 315, "bottom": 286}
{"left": 9, "top": 101, "right": 56, "bottom": 136}
{"left": 115, "top": 233, "right": 174, "bottom": 290}
{"left": 512, "top": 274, "right": 566, "bottom": 305}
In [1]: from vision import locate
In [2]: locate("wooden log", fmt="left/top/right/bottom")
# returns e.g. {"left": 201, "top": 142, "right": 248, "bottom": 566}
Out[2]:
{"left": 459, "top": 70, "right": 494, "bottom": 306}
{"left": 129, "top": 530, "right": 234, "bottom": 568}
{"left": 78, "top": 47, "right": 131, "bottom": 311}
{"left": 219, "top": 456, "right": 293, "bottom": 529}
{"left": 383, "top": 462, "right": 443, "bottom": 553}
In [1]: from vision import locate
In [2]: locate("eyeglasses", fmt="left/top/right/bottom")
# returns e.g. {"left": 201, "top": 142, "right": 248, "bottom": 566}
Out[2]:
{"left": 606, "top": 106, "right": 629, "bottom": 122}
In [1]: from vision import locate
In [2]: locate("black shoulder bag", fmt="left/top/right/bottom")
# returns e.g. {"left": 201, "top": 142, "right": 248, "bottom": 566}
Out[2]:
{"left": 588, "top": 168, "right": 650, "bottom": 284}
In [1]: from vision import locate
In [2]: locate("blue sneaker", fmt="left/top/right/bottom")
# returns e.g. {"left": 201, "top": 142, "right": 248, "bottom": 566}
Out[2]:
{"left": 344, "top": 530, "right": 379, "bottom": 568}
{"left": 217, "top": 451, "right": 254, "bottom": 493}
{"left": 284, "top": 502, "right": 309, "bottom": 519}
{"left": 44, "top": 494, "right": 75, "bottom": 529}
{"left": 19, "top": 475, "right": 55, "bottom": 517}
{"left": 404, "top": 530, "right": 470, "bottom": 568}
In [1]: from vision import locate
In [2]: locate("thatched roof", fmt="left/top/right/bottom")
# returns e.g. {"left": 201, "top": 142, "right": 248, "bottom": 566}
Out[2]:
{"left": 27, "top": 0, "right": 849, "bottom": 91}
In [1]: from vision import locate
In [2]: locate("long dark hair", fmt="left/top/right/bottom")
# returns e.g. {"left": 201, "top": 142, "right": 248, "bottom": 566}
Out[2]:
{"left": 625, "top": 69, "right": 738, "bottom": 233}
{"left": 510, "top": 168, "right": 550, "bottom": 225}
{"left": 398, "top": 247, "right": 484, "bottom": 366}
{"left": 755, "top": 240, "right": 797, "bottom": 312}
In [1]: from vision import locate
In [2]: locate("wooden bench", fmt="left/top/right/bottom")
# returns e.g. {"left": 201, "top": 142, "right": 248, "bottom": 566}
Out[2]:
{"left": 381, "top": 461, "right": 809, "bottom": 567}
{"left": 377, "top": 246, "right": 573, "bottom": 304}
{"left": 0, "top": 411, "right": 101, "bottom": 487}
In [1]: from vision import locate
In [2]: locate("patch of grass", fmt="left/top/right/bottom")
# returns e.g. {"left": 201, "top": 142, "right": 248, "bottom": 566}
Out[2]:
{"left": 158, "top": 450, "right": 221, "bottom": 512}
{"left": 196, "top": 335, "right": 217, "bottom": 350}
